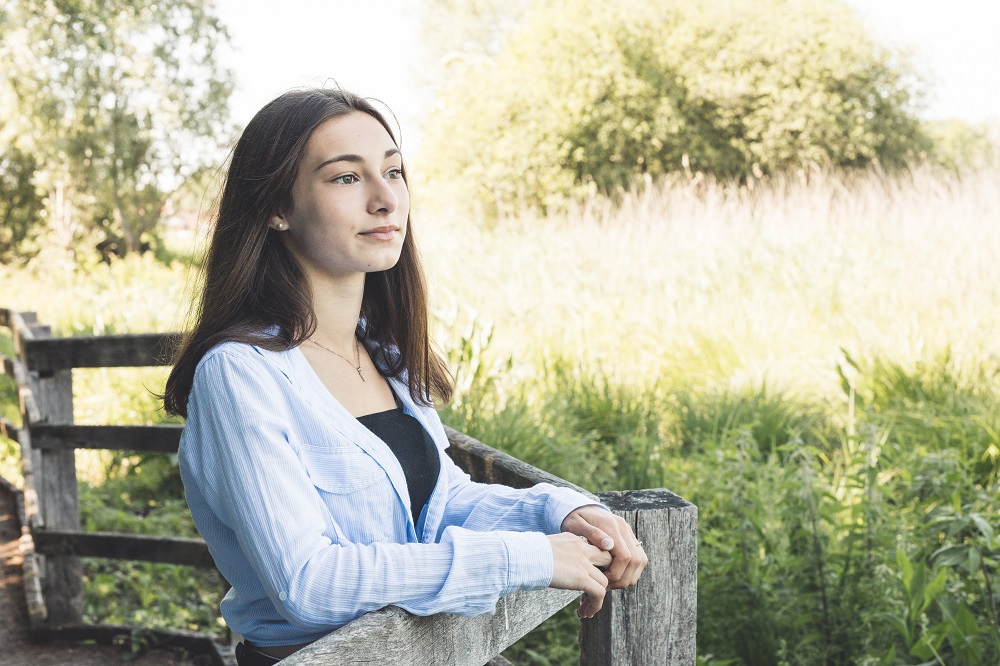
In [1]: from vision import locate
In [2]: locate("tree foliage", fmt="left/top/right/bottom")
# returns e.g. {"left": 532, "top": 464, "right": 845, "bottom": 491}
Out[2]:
{"left": 0, "top": 0, "right": 233, "bottom": 257}
{"left": 421, "top": 0, "right": 929, "bottom": 216}
{"left": 924, "top": 119, "right": 1000, "bottom": 172}
{"left": 0, "top": 142, "right": 46, "bottom": 263}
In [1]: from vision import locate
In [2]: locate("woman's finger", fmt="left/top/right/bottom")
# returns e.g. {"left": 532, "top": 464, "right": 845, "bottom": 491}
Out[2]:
{"left": 579, "top": 523, "right": 615, "bottom": 551}
{"left": 588, "top": 543, "right": 613, "bottom": 568}
{"left": 605, "top": 540, "right": 633, "bottom": 583}
{"left": 610, "top": 541, "right": 648, "bottom": 589}
{"left": 578, "top": 573, "right": 608, "bottom": 618}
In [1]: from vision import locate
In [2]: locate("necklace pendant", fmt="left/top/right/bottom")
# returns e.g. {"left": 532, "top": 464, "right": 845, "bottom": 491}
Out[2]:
{"left": 357, "top": 366, "right": 367, "bottom": 382}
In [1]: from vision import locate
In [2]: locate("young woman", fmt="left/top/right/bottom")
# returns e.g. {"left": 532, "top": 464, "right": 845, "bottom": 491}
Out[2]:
{"left": 163, "top": 88, "right": 647, "bottom": 665}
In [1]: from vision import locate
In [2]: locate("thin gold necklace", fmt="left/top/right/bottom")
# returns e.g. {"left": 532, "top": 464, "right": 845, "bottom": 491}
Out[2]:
{"left": 309, "top": 337, "right": 366, "bottom": 382}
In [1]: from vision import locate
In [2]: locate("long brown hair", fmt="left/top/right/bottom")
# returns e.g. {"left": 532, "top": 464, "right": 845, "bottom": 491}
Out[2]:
{"left": 163, "top": 88, "right": 452, "bottom": 417}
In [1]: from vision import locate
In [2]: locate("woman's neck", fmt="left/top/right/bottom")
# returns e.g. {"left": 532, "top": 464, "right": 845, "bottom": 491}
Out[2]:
{"left": 308, "top": 271, "right": 366, "bottom": 353}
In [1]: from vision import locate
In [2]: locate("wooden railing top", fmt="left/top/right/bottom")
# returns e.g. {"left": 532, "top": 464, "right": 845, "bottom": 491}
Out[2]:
{"left": 1, "top": 310, "right": 180, "bottom": 373}
{"left": 22, "top": 333, "right": 181, "bottom": 373}
{"left": 283, "top": 588, "right": 580, "bottom": 666}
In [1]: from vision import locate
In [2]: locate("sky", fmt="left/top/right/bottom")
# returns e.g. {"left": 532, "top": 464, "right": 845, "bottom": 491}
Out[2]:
{"left": 844, "top": 0, "right": 1000, "bottom": 123}
{"left": 216, "top": 0, "right": 1000, "bottom": 147}
{"left": 215, "top": 0, "right": 424, "bottom": 138}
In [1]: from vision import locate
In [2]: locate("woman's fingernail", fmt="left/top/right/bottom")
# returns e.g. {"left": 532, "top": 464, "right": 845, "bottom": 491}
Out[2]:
{"left": 601, "top": 537, "right": 614, "bottom": 549}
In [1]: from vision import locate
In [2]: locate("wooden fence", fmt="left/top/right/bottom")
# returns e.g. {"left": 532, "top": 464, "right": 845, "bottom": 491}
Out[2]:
{"left": 0, "top": 307, "right": 697, "bottom": 665}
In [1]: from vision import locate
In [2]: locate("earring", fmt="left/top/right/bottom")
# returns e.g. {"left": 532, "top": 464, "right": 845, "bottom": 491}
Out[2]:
{"left": 275, "top": 222, "right": 286, "bottom": 230}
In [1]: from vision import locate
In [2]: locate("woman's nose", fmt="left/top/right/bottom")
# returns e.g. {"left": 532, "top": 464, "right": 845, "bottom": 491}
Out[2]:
{"left": 368, "top": 177, "right": 399, "bottom": 215}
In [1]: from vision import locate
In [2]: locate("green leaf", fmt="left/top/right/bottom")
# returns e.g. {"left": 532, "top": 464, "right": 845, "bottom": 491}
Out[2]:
{"left": 921, "top": 568, "right": 947, "bottom": 614}
{"left": 874, "top": 611, "right": 911, "bottom": 643}
{"left": 969, "top": 513, "right": 995, "bottom": 542}
{"left": 930, "top": 544, "right": 968, "bottom": 569}
{"left": 909, "top": 621, "right": 948, "bottom": 660}
{"left": 952, "top": 603, "right": 980, "bottom": 638}
{"left": 897, "top": 547, "right": 914, "bottom": 593}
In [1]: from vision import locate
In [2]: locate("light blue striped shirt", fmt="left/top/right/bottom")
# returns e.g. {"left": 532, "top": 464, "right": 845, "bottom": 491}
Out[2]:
{"left": 178, "top": 340, "right": 597, "bottom": 647}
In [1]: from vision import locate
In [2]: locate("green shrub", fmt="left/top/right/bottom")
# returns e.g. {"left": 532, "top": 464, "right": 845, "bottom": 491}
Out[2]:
{"left": 462, "top": 353, "right": 1000, "bottom": 665}
{"left": 924, "top": 119, "right": 1000, "bottom": 172}
{"left": 423, "top": 0, "right": 927, "bottom": 216}
{"left": 0, "top": 144, "right": 46, "bottom": 263}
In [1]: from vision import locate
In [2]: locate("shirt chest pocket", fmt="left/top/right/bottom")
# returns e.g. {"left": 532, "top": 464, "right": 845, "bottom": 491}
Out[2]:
{"left": 298, "top": 442, "right": 387, "bottom": 495}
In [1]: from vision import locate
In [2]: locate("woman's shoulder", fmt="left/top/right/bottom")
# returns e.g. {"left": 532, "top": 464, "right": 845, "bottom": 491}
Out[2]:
{"left": 195, "top": 336, "right": 298, "bottom": 381}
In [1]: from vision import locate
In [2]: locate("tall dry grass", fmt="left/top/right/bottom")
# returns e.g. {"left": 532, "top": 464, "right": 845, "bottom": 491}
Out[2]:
{"left": 420, "top": 164, "right": 1000, "bottom": 403}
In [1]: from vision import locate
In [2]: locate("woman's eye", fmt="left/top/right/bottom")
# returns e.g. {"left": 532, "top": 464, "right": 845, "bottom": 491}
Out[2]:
{"left": 332, "top": 174, "right": 359, "bottom": 185}
{"left": 385, "top": 168, "right": 403, "bottom": 180}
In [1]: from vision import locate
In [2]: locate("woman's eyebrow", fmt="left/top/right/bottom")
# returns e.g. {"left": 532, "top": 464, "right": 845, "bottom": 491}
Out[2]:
{"left": 314, "top": 148, "right": 402, "bottom": 172}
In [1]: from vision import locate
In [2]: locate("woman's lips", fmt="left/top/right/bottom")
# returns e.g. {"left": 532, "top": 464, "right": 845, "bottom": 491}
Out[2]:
{"left": 359, "top": 226, "right": 398, "bottom": 241}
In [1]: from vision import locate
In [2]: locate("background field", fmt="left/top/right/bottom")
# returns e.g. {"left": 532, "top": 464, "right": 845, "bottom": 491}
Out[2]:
{"left": 3, "top": 163, "right": 999, "bottom": 663}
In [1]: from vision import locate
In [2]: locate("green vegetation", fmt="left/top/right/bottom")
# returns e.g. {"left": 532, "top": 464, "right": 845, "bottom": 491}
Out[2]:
{"left": 3, "top": 163, "right": 998, "bottom": 663}
{"left": 0, "top": 1, "right": 994, "bottom": 662}
{"left": 0, "top": 0, "right": 232, "bottom": 260}
{"left": 925, "top": 120, "right": 1000, "bottom": 172}
{"left": 1, "top": 3, "right": 997, "bottom": 662}
{"left": 421, "top": 0, "right": 927, "bottom": 217}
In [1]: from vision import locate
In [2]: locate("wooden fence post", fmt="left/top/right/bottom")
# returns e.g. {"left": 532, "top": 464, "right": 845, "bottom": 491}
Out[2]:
{"left": 27, "top": 323, "right": 83, "bottom": 624}
{"left": 580, "top": 489, "right": 698, "bottom": 666}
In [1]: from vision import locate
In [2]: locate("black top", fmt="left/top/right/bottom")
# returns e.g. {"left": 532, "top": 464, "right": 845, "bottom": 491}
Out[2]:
{"left": 356, "top": 408, "right": 441, "bottom": 525}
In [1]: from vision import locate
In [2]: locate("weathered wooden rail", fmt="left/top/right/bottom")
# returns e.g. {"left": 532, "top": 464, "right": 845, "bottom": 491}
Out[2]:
{"left": 0, "top": 307, "right": 697, "bottom": 665}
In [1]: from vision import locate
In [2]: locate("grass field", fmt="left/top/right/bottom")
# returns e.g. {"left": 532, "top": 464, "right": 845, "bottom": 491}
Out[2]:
{"left": 422, "top": 164, "right": 1000, "bottom": 397}
{"left": 1, "top": 163, "right": 998, "bottom": 664}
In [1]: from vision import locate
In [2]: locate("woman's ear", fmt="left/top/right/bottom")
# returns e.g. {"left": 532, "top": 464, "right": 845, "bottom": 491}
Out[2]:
{"left": 269, "top": 215, "right": 288, "bottom": 231}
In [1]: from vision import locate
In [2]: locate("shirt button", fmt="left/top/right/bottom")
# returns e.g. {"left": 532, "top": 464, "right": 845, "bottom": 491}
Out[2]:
{"left": 279, "top": 591, "right": 287, "bottom": 601}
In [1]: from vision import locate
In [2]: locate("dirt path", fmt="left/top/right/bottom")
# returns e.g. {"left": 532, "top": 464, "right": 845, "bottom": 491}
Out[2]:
{"left": 0, "top": 484, "right": 201, "bottom": 666}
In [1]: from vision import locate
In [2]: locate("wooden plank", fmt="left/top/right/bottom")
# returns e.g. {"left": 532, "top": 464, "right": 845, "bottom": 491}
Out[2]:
{"left": 18, "top": 426, "right": 42, "bottom": 530}
{"left": 1, "top": 353, "right": 43, "bottom": 429}
{"left": 8, "top": 313, "right": 43, "bottom": 424}
{"left": 2, "top": 355, "right": 31, "bottom": 396}
{"left": 22, "top": 332, "right": 182, "bottom": 373}
{"left": 486, "top": 657, "right": 514, "bottom": 666}
{"left": 32, "top": 530, "right": 216, "bottom": 568}
{"left": 580, "top": 489, "right": 698, "bottom": 666}
{"left": 19, "top": 522, "right": 50, "bottom": 627}
{"left": 20, "top": 383, "right": 42, "bottom": 424}
{"left": 10, "top": 310, "right": 39, "bottom": 357}
{"left": 444, "top": 426, "right": 596, "bottom": 500}
{"left": 0, "top": 308, "right": 36, "bottom": 330}
{"left": 28, "top": 320, "right": 84, "bottom": 625}
{"left": 281, "top": 587, "right": 580, "bottom": 666}
{"left": 0, "top": 474, "right": 49, "bottom": 625}
{"left": 31, "top": 424, "right": 184, "bottom": 453}
{"left": 0, "top": 417, "right": 20, "bottom": 445}
{"left": 29, "top": 623, "right": 227, "bottom": 666}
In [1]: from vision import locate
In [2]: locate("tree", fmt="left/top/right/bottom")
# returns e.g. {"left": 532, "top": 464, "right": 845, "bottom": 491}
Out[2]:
{"left": 0, "top": 142, "right": 46, "bottom": 263}
{"left": 0, "top": 0, "right": 233, "bottom": 256}
{"left": 923, "top": 119, "right": 1000, "bottom": 171}
{"left": 420, "top": 0, "right": 929, "bottom": 217}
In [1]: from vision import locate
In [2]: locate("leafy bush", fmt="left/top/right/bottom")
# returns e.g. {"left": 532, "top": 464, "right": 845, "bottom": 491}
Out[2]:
{"left": 422, "top": 0, "right": 927, "bottom": 216}
{"left": 924, "top": 119, "right": 1000, "bottom": 172}
{"left": 79, "top": 462, "right": 228, "bottom": 639}
{"left": 459, "top": 351, "right": 1000, "bottom": 665}
{"left": 0, "top": 143, "right": 45, "bottom": 263}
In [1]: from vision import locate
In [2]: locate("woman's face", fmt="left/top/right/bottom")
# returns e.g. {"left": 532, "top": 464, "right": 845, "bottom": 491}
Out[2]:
{"left": 271, "top": 111, "right": 409, "bottom": 283}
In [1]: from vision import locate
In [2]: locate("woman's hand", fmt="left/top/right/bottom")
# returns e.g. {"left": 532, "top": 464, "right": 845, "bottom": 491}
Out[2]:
{"left": 547, "top": 532, "right": 613, "bottom": 618}
{"left": 561, "top": 505, "right": 648, "bottom": 590}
